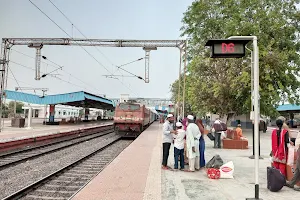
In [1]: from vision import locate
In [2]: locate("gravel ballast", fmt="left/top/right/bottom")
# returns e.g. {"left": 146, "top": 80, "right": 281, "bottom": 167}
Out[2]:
{"left": 0, "top": 132, "right": 124, "bottom": 199}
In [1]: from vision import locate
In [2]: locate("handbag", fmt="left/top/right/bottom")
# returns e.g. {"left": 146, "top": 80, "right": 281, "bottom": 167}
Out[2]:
{"left": 207, "top": 132, "right": 215, "bottom": 141}
{"left": 287, "top": 146, "right": 295, "bottom": 166}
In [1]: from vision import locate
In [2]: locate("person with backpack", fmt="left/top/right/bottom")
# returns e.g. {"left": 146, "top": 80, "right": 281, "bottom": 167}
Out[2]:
{"left": 212, "top": 118, "right": 227, "bottom": 148}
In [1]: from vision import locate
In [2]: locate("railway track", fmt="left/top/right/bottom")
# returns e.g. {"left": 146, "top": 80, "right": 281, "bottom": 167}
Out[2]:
{"left": 2, "top": 138, "right": 132, "bottom": 200}
{"left": 0, "top": 126, "right": 114, "bottom": 170}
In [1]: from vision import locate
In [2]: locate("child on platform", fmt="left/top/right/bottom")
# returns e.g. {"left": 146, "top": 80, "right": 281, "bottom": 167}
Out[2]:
{"left": 173, "top": 122, "right": 186, "bottom": 170}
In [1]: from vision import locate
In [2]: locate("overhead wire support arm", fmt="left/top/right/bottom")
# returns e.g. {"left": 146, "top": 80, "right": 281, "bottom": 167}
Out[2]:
{"left": 0, "top": 37, "right": 187, "bottom": 126}
{"left": 3, "top": 38, "right": 186, "bottom": 48}
{"left": 2, "top": 38, "right": 186, "bottom": 83}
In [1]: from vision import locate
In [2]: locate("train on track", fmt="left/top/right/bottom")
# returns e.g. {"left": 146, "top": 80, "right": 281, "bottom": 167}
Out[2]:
{"left": 113, "top": 100, "right": 158, "bottom": 138}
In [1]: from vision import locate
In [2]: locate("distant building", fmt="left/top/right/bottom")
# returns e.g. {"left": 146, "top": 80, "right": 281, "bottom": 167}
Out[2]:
{"left": 22, "top": 104, "right": 108, "bottom": 120}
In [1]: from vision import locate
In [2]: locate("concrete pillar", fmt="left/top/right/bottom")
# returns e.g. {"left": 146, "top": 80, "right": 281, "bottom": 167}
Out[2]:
{"left": 84, "top": 108, "right": 89, "bottom": 120}
{"left": 26, "top": 107, "right": 32, "bottom": 129}
{"left": 49, "top": 104, "right": 55, "bottom": 122}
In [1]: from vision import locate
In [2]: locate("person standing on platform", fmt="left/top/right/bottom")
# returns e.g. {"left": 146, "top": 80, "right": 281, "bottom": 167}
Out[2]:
{"left": 271, "top": 119, "right": 290, "bottom": 177}
{"left": 196, "top": 119, "right": 206, "bottom": 168}
{"left": 212, "top": 118, "right": 227, "bottom": 148}
{"left": 286, "top": 131, "right": 300, "bottom": 191}
{"left": 278, "top": 116, "right": 292, "bottom": 138}
{"left": 162, "top": 114, "right": 177, "bottom": 170}
{"left": 173, "top": 122, "right": 186, "bottom": 171}
{"left": 186, "top": 115, "right": 201, "bottom": 171}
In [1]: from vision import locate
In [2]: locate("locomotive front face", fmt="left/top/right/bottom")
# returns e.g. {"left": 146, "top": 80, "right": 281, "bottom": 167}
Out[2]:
{"left": 114, "top": 102, "right": 145, "bottom": 138}
{"left": 114, "top": 103, "right": 144, "bottom": 124}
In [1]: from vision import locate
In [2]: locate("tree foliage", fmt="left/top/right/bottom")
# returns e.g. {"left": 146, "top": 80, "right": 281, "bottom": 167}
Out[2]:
{"left": 172, "top": 0, "right": 300, "bottom": 117}
{"left": 8, "top": 101, "right": 24, "bottom": 114}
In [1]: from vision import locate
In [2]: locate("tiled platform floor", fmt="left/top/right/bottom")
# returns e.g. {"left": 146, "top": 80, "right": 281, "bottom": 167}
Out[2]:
{"left": 72, "top": 122, "right": 162, "bottom": 200}
{"left": 73, "top": 123, "right": 300, "bottom": 200}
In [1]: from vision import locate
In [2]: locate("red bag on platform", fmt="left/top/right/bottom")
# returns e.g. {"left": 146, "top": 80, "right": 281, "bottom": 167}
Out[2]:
{"left": 207, "top": 168, "right": 221, "bottom": 179}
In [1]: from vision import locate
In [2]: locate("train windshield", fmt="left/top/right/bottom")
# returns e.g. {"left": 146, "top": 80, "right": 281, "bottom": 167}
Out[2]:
{"left": 119, "top": 103, "right": 140, "bottom": 111}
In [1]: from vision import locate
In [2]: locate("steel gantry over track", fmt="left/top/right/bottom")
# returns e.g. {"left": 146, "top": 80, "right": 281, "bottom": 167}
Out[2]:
{"left": 0, "top": 38, "right": 188, "bottom": 122}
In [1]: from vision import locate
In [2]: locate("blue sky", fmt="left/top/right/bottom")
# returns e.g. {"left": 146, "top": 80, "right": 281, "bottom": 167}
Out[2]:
{"left": 0, "top": 0, "right": 193, "bottom": 99}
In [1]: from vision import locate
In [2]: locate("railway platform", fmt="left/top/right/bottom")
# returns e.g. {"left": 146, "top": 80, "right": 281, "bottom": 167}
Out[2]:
{"left": 0, "top": 119, "right": 113, "bottom": 152}
{"left": 72, "top": 122, "right": 299, "bottom": 200}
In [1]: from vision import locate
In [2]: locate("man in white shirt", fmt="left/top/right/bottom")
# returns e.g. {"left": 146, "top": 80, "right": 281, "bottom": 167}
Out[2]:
{"left": 186, "top": 115, "right": 201, "bottom": 172}
{"left": 173, "top": 122, "right": 186, "bottom": 170}
{"left": 286, "top": 132, "right": 300, "bottom": 191}
{"left": 162, "top": 114, "right": 177, "bottom": 170}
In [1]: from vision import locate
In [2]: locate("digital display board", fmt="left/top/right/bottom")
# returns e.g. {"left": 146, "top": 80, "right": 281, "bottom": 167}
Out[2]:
{"left": 213, "top": 43, "right": 244, "bottom": 55}
{"left": 205, "top": 39, "right": 250, "bottom": 58}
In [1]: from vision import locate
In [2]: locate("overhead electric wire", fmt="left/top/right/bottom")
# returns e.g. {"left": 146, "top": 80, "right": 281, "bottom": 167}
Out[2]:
{"left": 29, "top": 0, "right": 138, "bottom": 96}
{"left": 114, "top": 58, "right": 144, "bottom": 80}
{"left": 11, "top": 49, "right": 105, "bottom": 95}
{"left": 48, "top": 0, "right": 116, "bottom": 67}
{"left": 46, "top": 0, "right": 141, "bottom": 89}
{"left": 9, "top": 60, "right": 95, "bottom": 93}
{"left": 7, "top": 67, "right": 34, "bottom": 110}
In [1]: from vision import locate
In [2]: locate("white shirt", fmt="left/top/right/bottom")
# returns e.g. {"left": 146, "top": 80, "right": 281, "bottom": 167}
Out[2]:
{"left": 162, "top": 120, "right": 173, "bottom": 143}
{"left": 173, "top": 129, "right": 186, "bottom": 149}
{"left": 295, "top": 132, "right": 300, "bottom": 149}
{"left": 186, "top": 123, "right": 201, "bottom": 157}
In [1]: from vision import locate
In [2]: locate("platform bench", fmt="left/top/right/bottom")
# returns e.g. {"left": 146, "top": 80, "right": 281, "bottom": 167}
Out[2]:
{"left": 222, "top": 129, "right": 248, "bottom": 149}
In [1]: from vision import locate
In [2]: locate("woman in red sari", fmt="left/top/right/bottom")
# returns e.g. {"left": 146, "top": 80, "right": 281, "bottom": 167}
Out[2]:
{"left": 272, "top": 119, "right": 290, "bottom": 177}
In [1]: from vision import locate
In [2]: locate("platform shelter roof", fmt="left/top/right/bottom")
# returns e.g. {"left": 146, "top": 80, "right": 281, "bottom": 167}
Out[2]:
{"left": 4, "top": 90, "right": 115, "bottom": 110}
{"left": 276, "top": 104, "right": 300, "bottom": 113}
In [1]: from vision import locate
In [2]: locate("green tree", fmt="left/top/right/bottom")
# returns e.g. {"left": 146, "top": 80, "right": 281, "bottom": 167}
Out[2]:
{"left": 1, "top": 103, "right": 9, "bottom": 118}
{"left": 172, "top": 0, "right": 300, "bottom": 117}
{"left": 8, "top": 101, "right": 24, "bottom": 114}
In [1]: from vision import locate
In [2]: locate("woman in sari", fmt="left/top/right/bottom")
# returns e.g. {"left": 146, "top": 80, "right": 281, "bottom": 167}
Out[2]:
{"left": 196, "top": 119, "right": 206, "bottom": 168}
{"left": 272, "top": 119, "right": 290, "bottom": 177}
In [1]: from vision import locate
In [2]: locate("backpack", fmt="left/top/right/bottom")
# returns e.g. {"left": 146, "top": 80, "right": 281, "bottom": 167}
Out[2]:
{"left": 206, "top": 155, "right": 224, "bottom": 169}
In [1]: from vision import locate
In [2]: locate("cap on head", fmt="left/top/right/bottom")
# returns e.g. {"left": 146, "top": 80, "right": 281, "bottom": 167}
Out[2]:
{"left": 176, "top": 122, "right": 182, "bottom": 127}
{"left": 167, "top": 114, "right": 173, "bottom": 118}
{"left": 237, "top": 124, "right": 241, "bottom": 127}
{"left": 277, "top": 116, "right": 286, "bottom": 122}
{"left": 187, "top": 115, "right": 194, "bottom": 121}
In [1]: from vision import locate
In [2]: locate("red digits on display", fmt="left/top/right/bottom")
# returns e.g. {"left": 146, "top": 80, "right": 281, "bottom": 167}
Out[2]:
{"left": 221, "top": 43, "right": 235, "bottom": 53}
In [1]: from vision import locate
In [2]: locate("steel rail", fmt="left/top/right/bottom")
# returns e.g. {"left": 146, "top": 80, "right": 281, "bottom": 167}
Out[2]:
{"left": 1, "top": 137, "right": 122, "bottom": 200}
{"left": 0, "top": 127, "right": 114, "bottom": 169}
{"left": 0, "top": 124, "right": 113, "bottom": 157}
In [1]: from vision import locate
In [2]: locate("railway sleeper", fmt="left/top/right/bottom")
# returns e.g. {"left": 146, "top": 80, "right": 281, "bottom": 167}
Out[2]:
{"left": 68, "top": 169, "right": 101, "bottom": 173}
{"left": 25, "top": 195, "right": 66, "bottom": 200}
{"left": 47, "top": 180, "right": 87, "bottom": 186}
{"left": 27, "top": 189, "right": 73, "bottom": 198}
{"left": 43, "top": 184, "right": 82, "bottom": 189}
